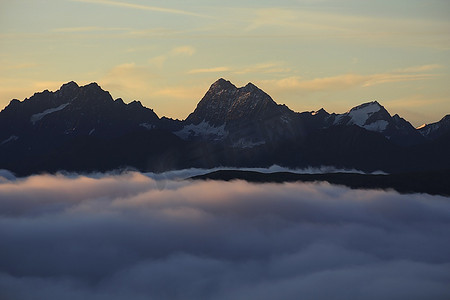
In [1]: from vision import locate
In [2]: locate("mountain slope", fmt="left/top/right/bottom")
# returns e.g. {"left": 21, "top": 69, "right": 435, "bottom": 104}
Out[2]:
{"left": 176, "top": 78, "right": 304, "bottom": 147}
{"left": 418, "top": 115, "right": 450, "bottom": 140}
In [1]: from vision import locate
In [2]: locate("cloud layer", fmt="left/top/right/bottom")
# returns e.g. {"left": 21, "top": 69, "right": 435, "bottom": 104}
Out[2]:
{"left": 1, "top": 172, "right": 449, "bottom": 300}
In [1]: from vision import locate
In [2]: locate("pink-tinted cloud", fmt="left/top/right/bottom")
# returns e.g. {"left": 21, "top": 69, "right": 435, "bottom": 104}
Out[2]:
{"left": 0, "top": 172, "right": 449, "bottom": 299}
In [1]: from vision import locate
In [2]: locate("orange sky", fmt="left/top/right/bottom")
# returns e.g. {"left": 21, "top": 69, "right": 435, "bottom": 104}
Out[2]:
{"left": 1, "top": 0, "right": 449, "bottom": 126}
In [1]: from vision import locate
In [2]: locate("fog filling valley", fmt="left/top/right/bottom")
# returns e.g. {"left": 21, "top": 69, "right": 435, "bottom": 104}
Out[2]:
{"left": 0, "top": 170, "right": 449, "bottom": 300}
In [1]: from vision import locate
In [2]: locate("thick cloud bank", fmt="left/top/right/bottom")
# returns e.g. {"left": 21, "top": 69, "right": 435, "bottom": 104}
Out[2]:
{"left": 0, "top": 172, "right": 449, "bottom": 300}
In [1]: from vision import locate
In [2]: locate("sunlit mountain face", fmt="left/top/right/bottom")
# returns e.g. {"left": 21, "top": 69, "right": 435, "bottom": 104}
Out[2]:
{"left": 2, "top": 1, "right": 450, "bottom": 299}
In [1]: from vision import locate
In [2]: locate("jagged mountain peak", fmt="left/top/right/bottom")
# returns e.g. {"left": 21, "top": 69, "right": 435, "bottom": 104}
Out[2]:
{"left": 60, "top": 81, "right": 79, "bottom": 90}
{"left": 0, "top": 81, "right": 160, "bottom": 139}
{"left": 84, "top": 82, "right": 102, "bottom": 90}
{"left": 243, "top": 82, "right": 258, "bottom": 90}
{"left": 356, "top": 100, "right": 389, "bottom": 117}
{"left": 114, "top": 98, "right": 125, "bottom": 105}
{"left": 209, "top": 78, "right": 237, "bottom": 92}
{"left": 335, "top": 100, "right": 389, "bottom": 127}
{"left": 326, "top": 100, "right": 424, "bottom": 145}
{"left": 348, "top": 100, "right": 383, "bottom": 113}
{"left": 186, "top": 79, "right": 281, "bottom": 126}
{"left": 52, "top": 81, "right": 109, "bottom": 101}
{"left": 312, "top": 108, "right": 329, "bottom": 116}
{"left": 330, "top": 100, "right": 391, "bottom": 133}
{"left": 56, "top": 81, "right": 80, "bottom": 98}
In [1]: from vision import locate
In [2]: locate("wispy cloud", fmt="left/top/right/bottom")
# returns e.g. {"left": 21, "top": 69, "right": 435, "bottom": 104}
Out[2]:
{"left": 170, "top": 46, "right": 196, "bottom": 56}
{"left": 99, "top": 62, "right": 205, "bottom": 118}
{"left": 234, "top": 62, "right": 291, "bottom": 75}
{"left": 243, "top": 7, "right": 450, "bottom": 49}
{"left": 100, "top": 63, "right": 160, "bottom": 99}
{"left": 149, "top": 46, "right": 197, "bottom": 69}
{"left": 53, "top": 26, "right": 129, "bottom": 33}
{"left": 153, "top": 86, "right": 206, "bottom": 100}
{"left": 1, "top": 63, "right": 38, "bottom": 71}
{"left": 394, "top": 64, "right": 443, "bottom": 73}
{"left": 260, "top": 66, "right": 440, "bottom": 92}
{"left": 188, "top": 66, "right": 231, "bottom": 74}
{"left": 188, "top": 62, "right": 289, "bottom": 75}
{"left": 72, "top": 0, "right": 209, "bottom": 18}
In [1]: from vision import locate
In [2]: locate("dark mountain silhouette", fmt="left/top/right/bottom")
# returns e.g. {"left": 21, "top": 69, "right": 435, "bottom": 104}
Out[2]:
{"left": 1, "top": 79, "right": 449, "bottom": 176}
{"left": 179, "top": 78, "right": 302, "bottom": 146}
{"left": 418, "top": 114, "right": 450, "bottom": 140}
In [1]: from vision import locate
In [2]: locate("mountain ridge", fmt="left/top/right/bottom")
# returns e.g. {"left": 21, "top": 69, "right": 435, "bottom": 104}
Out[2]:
{"left": 1, "top": 79, "right": 449, "bottom": 176}
{"left": 1, "top": 79, "right": 441, "bottom": 132}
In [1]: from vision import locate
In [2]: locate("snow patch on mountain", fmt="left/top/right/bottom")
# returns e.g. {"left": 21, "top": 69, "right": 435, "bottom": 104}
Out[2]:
{"left": 333, "top": 114, "right": 344, "bottom": 125}
{"left": 418, "top": 123, "right": 440, "bottom": 136}
{"left": 363, "top": 120, "right": 389, "bottom": 132}
{"left": 347, "top": 102, "right": 381, "bottom": 126}
{"left": 233, "top": 138, "right": 266, "bottom": 149}
{"left": 174, "top": 120, "right": 228, "bottom": 141}
{"left": 1, "top": 135, "right": 18, "bottom": 145}
{"left": 139, "top": 123, "right": 155, "bottom": 130}
{"left": 332, "top": 102, "right": 389, "bottom": 133}
{"left": 30, "top": 103, "right": 70, "bottom": 124}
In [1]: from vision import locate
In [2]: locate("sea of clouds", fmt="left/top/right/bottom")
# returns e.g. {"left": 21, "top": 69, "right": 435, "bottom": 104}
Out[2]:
{"left": 0, "top": 170, "right": 449, "bottom": 300}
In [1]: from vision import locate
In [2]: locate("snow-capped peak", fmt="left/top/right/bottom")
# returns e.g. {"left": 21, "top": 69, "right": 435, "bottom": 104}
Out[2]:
{"left": 347, "top": 101, "right": 382, "bottom": 127}
{"left": 332, "top": 101, "right": 390, "bottom": 133}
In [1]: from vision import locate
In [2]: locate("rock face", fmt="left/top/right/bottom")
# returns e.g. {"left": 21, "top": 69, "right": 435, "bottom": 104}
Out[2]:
{"left": 186, "top": 79, "right": 281, "bottom": 126}
{"left": 179, "top": 78, "right": 302, "bottom": 146}
{"left": 1, "top": 79, "right": 449, "bottom": 175}
{"left": 418, "top": 115, "right": 450, "bottom": 140}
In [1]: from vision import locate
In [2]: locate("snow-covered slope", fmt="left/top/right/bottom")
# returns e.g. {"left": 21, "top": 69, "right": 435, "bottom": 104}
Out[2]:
{"left": 174, "top": 120, "right": 228, "bottom": 141}
{"left": 331, "top": 101, "right": 390, "bottom": 133}
{"left": 30, "top": 103, "right": 70, "bottom": 124}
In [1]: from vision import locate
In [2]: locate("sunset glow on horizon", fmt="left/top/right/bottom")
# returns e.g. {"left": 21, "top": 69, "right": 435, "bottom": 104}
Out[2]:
{"left": 1, "top": 0, "right": 449, "bottom": 126}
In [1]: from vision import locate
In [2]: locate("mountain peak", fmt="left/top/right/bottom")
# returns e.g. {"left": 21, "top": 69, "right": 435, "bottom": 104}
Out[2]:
{"left": 84, "top": 82, "right": 103, "bottom": 91}
{"left": 418, "top": 114, "right": 450, "bottom": 139}
{"left": 210, "top": 78, "right": 236, "bottom": 92}
{"left": 57, "top": 81, "right": 80, "bottom": 97}
{"left": 349, "top": 101, "right": 382, "bottom": 112}
{"left": 331, "top": 100, "right": 392, "bottom": 133}
{"left": 312, "top": 108, "right": 329, "bottom": 116}
{"left": 244, "top": 82, "right": 258, "bottom": 90}
{"left": 60, "top": 81, "right": 79, "bottom": 90}
{"left": 186, "top": 79, "right": 281, "bottom": 126}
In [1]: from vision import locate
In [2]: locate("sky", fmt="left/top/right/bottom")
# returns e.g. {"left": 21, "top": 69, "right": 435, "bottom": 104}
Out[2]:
{"left": 1, "top": 0, "right": 449, "bottom": 126}
{"left": 1, "top": 170, "right": 449, "bottom": 299}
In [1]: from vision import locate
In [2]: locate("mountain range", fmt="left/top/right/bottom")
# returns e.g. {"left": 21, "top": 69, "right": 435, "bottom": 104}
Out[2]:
{"left": 1, "top": 78, "right": 449, "bottom": 176}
